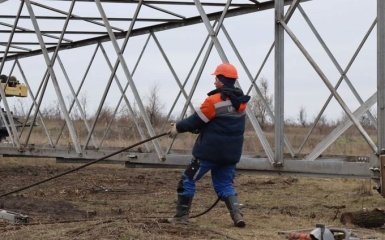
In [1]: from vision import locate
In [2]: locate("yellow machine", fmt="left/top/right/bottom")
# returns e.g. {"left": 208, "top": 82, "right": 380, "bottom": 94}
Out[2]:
{"left": 0, "top": 75, "right": 28, "bottom": 141}
{"left": 0, "top": 75, "right": 28, "bottom": 97}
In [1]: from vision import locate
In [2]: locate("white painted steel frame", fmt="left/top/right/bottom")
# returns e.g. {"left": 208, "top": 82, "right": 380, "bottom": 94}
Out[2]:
{"left": 0, "top": 0, "right": 381, "bottom": 179}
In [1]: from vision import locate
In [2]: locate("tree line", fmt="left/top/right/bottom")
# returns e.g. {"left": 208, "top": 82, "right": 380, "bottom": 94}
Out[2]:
{"left": 11, "top": 80, "right": 376, "bottom": 131}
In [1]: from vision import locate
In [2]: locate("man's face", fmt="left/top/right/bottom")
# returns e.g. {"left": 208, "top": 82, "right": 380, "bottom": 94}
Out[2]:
{"left": 214, "top": 77, "right": 224, "bottom": 89}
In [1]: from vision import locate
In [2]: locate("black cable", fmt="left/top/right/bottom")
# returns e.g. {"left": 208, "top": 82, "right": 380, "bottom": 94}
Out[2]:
{"left": 0, "top": 132, "right": 168, "bottom": 198}
{"left": 190, "top": 197, "right": 220, "bottom": 218}
{"left": 0, "top": 131, "right": 220, "bottom": 219}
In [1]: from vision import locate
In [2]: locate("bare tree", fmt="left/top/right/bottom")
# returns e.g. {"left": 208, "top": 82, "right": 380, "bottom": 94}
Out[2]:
{"left": 249, "top": 77, "right": 273, "bottom": 128}
{"left": 79, "top": 93, "right": 88, "bottom": 120}
{"left": 41, "top": 100, "right": 62, "bottom": 120}
{"left": 316, "top": 115, "right": 330, "bottom": 134}
{"left": 65, "top": 93, "right": 88, "bottom": 120}
{"left": 145, "top": 83, "right": 165, "bottom": 127}
{"left": 360, "top": 111, "right": 376, "bottom": 128}
{"left": 97, "top": 105, "right": 113, "bottom": 126}
{"left": 298, "top": 106, "right": 307, "bottom": 127}
{"left": 13, "top": 99, "right": 27, "bottom": 117}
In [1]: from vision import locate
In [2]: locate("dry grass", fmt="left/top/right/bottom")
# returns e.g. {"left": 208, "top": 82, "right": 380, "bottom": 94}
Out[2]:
{"left": 242, "top": 124, "right": 376, "bottom": 157}
{"left": 17, "top": 117, "right": 377, "bottom": 159}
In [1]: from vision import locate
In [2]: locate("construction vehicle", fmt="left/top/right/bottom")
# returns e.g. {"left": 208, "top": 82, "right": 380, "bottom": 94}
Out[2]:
{"left": 0, "top": 74, "right": 27, "bottom": 97}
{"left": 0, "top": 74, "right": 28, "bottom": 141}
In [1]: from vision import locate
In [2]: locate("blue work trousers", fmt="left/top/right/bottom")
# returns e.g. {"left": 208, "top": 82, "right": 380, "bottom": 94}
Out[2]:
{"left": 178, "top": 158, "right": 237, "bottom": 199}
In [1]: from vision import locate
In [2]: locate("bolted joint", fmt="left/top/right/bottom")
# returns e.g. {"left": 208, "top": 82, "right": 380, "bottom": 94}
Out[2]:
{"left": 370, "top": 167, "right": 380, "bottom": 172}
{"left": 273, "top": 162, "right": 283, "bottom": 168}
{"left": 17, "top": 147, "right": 25, "bottom": 153}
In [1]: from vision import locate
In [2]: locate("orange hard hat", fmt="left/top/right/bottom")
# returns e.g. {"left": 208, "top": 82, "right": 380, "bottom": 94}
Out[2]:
{"left": 212, "top": 63, "right": 238, "bottom": 79}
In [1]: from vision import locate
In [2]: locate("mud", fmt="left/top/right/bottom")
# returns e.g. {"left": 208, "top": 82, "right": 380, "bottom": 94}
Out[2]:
{"left": 0, "top": 160, "right": 385, "bottom": 239}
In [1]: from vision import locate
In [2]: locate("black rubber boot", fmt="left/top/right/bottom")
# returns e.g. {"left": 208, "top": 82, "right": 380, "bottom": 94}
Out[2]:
{"left": 167, "top": 195, "right": 193, "bottom": 224}
{"left": 224, "top": 195, "right": 246, "bottom": 228}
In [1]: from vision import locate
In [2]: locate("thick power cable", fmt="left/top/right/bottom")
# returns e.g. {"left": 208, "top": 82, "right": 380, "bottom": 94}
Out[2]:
{"left": 0, "top": 131, "right": 221, "bottom": 219}
{"left": 190, "top": 197, "right": 220, "bottom": 218}
{"left": 0, "top": 132, "right": 168, "bottom": 198}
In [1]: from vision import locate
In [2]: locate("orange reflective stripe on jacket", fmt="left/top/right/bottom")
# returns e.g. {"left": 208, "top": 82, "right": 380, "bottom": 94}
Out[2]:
{"left": 196, "top": 93, "right": 247, "bottom": 123}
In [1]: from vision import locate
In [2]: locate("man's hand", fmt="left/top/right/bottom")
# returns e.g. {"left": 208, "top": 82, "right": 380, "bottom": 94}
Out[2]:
{"left": 168, "top": 123, "right": 178, "bottom": 138}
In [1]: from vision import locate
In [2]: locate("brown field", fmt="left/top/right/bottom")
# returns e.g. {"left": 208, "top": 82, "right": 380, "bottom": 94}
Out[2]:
{"left": 1, "top": 157, "right": 385, "bottom": 240}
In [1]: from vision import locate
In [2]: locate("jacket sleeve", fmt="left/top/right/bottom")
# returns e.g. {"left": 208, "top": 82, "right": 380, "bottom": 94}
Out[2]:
{"left": 196, "top": 96, "right": 216, "bottom": 122}
{"left": 176, "top": 112, "right": 205, "bottom": 133}
{"left": 176, "top": 96, "right": 216, "bottom": 133}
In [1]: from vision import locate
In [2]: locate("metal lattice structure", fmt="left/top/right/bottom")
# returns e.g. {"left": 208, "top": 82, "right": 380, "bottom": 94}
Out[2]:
{"left": 0, "top": 0, "right": 384, "bottom": 189}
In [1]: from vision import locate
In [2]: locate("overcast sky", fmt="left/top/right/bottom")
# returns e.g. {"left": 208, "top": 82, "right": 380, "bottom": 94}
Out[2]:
{"left": 0, "top": 0, "right": 378, "bottom": 122}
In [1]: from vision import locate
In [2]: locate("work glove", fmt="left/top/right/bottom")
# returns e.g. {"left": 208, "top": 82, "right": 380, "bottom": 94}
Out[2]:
{"left": 168, "top": 123, "right": 178, "bottom": 138}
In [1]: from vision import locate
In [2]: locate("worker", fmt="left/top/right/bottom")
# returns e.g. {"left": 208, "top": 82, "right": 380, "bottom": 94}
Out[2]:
{"left": 0, "top": 74, "right": 8, "bottom": 83}
{"left": 168, "top": 63, "right": 250, "bottom": 227}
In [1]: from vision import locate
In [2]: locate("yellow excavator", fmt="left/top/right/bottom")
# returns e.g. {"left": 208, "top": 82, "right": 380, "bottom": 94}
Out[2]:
{"left": 0, "top": 74, "right": 28, "bottom": 140}
{"left": 0, "top": 75, "right": 27, "bottom": 97}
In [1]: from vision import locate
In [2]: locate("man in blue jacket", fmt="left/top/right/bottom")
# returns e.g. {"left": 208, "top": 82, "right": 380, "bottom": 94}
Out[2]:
{"left": 168, "top": 63, "right": 250, "bottom": 228}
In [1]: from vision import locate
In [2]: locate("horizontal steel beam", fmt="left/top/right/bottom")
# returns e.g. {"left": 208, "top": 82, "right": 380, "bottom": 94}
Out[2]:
{"left": 0, "top": 145, "right": 375, "bottom": 178}
{"left": 0, "top": 15, "right": 182, "bottom": 22}
{"left": 1, "top": 0, "right": 306, "bottom": 62}
{"left": 0, "top": 42, "right": 58, "bottom": 45}
{"left": 143, "top": 154, "right": 377, "bottom": 179}
{"left": 49, "top": 0, "right": 256, "bottom": 7}
{"left": 0, "top": 30, "right": 110, "bottom": 34}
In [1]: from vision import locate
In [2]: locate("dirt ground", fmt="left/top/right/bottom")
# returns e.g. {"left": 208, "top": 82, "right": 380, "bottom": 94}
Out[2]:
{"left": 1, "top": 158, "right": 385, "bottom": 240}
